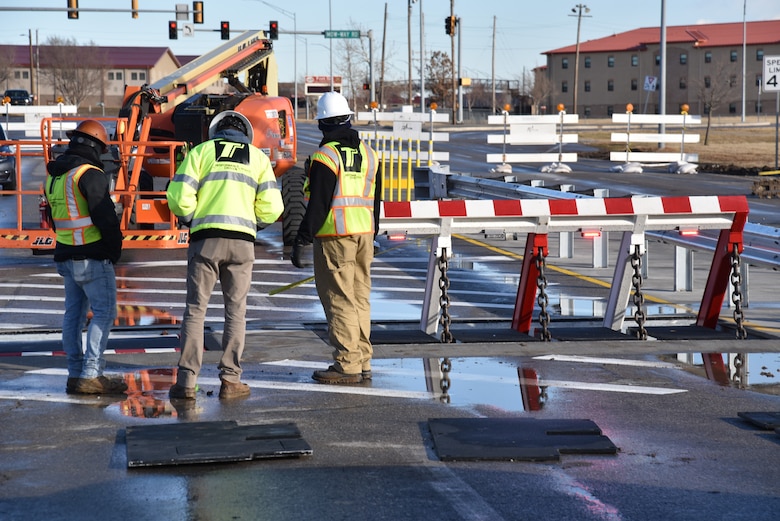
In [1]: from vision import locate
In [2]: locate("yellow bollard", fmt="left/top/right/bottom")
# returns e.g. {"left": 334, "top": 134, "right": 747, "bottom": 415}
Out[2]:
{"left": 405, "top": 138, "right": 413, "bottom": 201}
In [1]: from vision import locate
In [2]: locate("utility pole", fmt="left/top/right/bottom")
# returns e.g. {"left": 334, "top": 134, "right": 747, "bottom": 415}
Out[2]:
{"left": 569, "top": 4, "right": 590, "bottom": 115}
{"left": 408, "top": 0, "right": 415, "bottom": 107}
{"left": 450, "top": 0, "right": 456, "bottom": 124}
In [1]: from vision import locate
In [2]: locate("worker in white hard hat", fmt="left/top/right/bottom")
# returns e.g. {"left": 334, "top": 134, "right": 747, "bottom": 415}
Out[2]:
{"left": 291, "top": 92, "right": 381, "bottom": 384}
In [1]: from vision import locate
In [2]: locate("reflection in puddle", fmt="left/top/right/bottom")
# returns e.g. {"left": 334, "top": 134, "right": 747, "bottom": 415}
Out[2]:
{"left": 111, "top": 368, "right": 202, "bottom": 419}
{"left": 379, "top": 358, "right": 543, "bottom": 413}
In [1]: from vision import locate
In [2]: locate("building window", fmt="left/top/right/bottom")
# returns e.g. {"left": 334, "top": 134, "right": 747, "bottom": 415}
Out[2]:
{"left": 608, "top": 56, "right": 615, "bottom": 68}
{"left": 607, "top": 106, "right": 614, "bottom": 117}
{"left": 704, "top": 76, "right": 711, "bottom": 88}
{"left": 584, "top": 107, "right": 591, "bottom": 117}
{"left": 729, "top": 103, "right": 736, "bottom": 114}
{"left": 729, "top": 75, "right": 737, "bottom": 87}
{"left": 705, "top": 51, "right": 712, "bottom": 63}
{"left": 757, "top": 49, "right": 764, "bottom": 61}
{"left": 131, "top": 72, "right": 138, "bottom": 81}
{"left": 731, "top": 50, "right": 738, "bottom": 62}
{"left": 584, "top": 81, "right": 591, "bottom": 92}
{"left": 655, "top": 54, "right": 661, "bottom": 66}
{"left": 607, "top": 79, "right": 614, "bottom": 92}
{"left": 631, "top": 55, "right": 638, "bottom": 67}
{"left": 108, "top": 72, "right": 114, "bottom": 80}
{"left": 116, "top": 72, "right": 123, "bottom": 80}
{"left": 584, "top": 57, "right": 591, "bottom": 68}
{"left": 680, "top": 53, "right": 687, "bottom": 65}
{"left": 139, "top": 71, "right": 146, "bottom": 81}
{"left": 631, "top": 78, "right": 638, "bottom": 91}
{"left": 679, "top": 77, "right": 687, "bottom": 89}
{"left": 562, "top": 81, "right": 568, "bottom": 93}
{"left": 562, "top": 58, "right": 569, "bottom": 69}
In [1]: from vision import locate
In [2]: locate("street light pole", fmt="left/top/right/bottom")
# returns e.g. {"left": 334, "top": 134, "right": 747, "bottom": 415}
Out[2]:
{"left": 569, "top": 4, "right": 590, "bottom": 116}
{"left": 261, "top": 1, "right": 298, "bottom": 120}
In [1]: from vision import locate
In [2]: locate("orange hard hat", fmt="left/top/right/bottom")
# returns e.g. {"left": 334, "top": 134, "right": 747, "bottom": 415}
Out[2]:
{"left": 67, "top": 120, "right": 109, "bottom": 151}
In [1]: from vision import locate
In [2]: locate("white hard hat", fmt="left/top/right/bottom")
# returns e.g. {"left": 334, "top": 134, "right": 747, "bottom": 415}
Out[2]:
{"left": 208, "top": 110, "right": 254, "bottom": 144}
{"left": 315, "top": 91, "right": 353, "bottom": 120}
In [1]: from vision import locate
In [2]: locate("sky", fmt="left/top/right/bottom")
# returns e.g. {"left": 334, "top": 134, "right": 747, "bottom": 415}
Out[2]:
{"left": 3, "top": 0, "right": 780, "bottom": 85}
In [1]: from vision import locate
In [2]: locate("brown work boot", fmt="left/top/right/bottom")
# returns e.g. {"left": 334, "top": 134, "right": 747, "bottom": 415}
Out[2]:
{"left": 312, "top": 365, "right": 363, "bottom": 385}
{"left": 169, "top": 383, "right": 196, "bottom": 400}
{"left": 219, "top": 379, "right": 250, "bottom": 400}
{"left": 74, "top": 376, "right": 128, "bottom": 395}
{"left": 66, "top": 377, "right": 80, "bottom": 394}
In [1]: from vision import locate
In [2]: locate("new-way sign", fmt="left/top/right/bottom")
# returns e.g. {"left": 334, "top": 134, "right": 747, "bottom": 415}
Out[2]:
{"left": 763, "top": 55, "right": 780, "bottom": 92}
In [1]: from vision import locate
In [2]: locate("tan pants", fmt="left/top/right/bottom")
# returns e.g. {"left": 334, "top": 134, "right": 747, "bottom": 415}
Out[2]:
{"left": 313, "top": 234, "right": 373, "bottom": 374}
{"left": 176, "top": 237, "right": 254, "bottom": 387}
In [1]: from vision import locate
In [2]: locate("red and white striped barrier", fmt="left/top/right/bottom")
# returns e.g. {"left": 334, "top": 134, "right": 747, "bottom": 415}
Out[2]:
{"left": 379, "top": 195, "right": 748, "bottom": 381}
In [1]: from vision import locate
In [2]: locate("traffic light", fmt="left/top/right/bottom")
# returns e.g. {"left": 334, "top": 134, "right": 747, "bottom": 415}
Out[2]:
{"left": 445, "top": 16, "right": 456, "bottom": 35}
{"left": 269, "top": 20, "right": 278, "bottom": 40}
{"left": 67, "top": 0, "right": 78, "bottom": 19}
{"left": 193, "top": 1, "right": 204, "bottom": 24}
{"left": 168, "top": 21, "right": 178, "bottom": 40}
{"left": 131, "top": 0, "right": 138, "bottom": 19}
{"left": 220, "top": 21, "right": 230, "bottom": 40}
{"left": 444, "top": 16, "right": 457, "bottom": 36}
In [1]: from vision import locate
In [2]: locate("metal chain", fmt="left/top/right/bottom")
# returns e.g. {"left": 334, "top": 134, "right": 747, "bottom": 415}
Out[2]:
{"left": 731, "top": 353, "right": 747, "bottom": 389}
{"left": 535, "top": 247, "right": 551, "bottom": 341}
{"left": 438, "top": 249, "right": 454, "bottom": 344}
{"left": 439, "top": 358, "right": 451, "bottom": 403}
{"left": 631, "top": 245, "right": 648, "bottom": 340}
{"left": 730, "top": 243, "right": 748, "bottom": 340}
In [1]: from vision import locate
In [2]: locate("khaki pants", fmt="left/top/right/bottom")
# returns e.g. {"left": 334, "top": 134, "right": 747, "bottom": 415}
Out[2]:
{"left": 177, "top": 237, "right": 254, "bottom": 387}
{"left": 313, "top": 234, "right": 373, "bottom": 374}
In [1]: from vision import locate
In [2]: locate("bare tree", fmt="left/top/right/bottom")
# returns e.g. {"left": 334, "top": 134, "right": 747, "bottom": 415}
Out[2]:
{"left": 693, "top": 63, "right": 737, "bottom": 145}
{"left": 39, "top": 36, "right": 105, "bottom": 108}
{"left": 0, "top": 46, "right": 16, "bottom": 90}
{"left": 530, "top": 71, "right": 555, "bottom": 115}
{"left": 425, "top": 50, "right": 453, "bottom": 109}
{"left": 332, "top": 21, "right": 377, "bottom": 112}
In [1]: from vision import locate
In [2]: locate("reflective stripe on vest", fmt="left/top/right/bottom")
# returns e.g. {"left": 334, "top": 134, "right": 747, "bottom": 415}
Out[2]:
{"left": 314, "top": 141, "right": 377, "bottom": 237}
{"left": 45, "top": 164, "right": 102, "bottom": 246}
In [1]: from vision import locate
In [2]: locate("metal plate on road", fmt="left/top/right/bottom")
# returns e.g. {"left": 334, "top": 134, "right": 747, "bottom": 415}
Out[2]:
{"left": 126, "top": 421, "right": 312, "bottom": 467}
{"left": 429, "top": 417, "right": 618, "bottom": 461}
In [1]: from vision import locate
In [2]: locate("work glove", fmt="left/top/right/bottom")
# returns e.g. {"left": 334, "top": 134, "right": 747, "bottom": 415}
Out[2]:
{"left": 291, "top": 239, "right": 307, "bottom": 269}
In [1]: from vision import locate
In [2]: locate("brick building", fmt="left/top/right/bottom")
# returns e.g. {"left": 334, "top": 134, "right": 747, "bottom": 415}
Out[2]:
{"left": 543, "top": 20, "right": 780, "bottom": 118}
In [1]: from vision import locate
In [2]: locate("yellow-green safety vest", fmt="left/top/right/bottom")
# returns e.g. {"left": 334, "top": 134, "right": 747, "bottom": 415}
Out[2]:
{"left": 167, "top": 138, "right": 282, "bottom": 236}
{"left": 309, "top": 140, "right": 378, "bottom": 237}
{"left": 45, "top": 164, "right": 103, "bottom": 246}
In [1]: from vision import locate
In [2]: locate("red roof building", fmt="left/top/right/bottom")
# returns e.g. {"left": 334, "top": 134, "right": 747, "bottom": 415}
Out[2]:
{"left": 542, "top": 20, "right": 780, "bottom": 118}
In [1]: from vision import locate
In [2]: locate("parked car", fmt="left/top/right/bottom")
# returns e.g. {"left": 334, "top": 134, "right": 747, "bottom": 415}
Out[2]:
{"left": 0, "top": 123, "right": 17, "bottom": 191}
{"left": 3, "top": 89, "right": 32, "bottom": 106}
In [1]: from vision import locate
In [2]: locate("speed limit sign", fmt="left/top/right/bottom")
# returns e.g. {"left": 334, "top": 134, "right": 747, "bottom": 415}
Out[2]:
{"left": 764, "top": 55, "right": 780, "bottom": 92}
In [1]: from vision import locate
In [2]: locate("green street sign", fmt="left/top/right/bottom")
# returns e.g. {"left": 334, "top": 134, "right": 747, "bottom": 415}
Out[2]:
{"left": 324, "top": 30, "right": 360, "bottom": 39}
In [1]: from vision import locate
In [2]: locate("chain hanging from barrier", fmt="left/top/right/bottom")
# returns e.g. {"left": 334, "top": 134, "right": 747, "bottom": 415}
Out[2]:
{"left": 438, "top": 248, "right": 454, "bottom": 344}
{"left": 437, "top": 247, "right": 454, "bottom": 402}
{"left": 439, "top": 357, "right": 452, "bottom": 403}
{"left": 631, "top": 245, "right": 648, "bottom": 340}
{"left": 730, "top": 243, "right": 748, "bottom": 340}
{"left": 535, "top": 247, "right": 552, "bottom": 341}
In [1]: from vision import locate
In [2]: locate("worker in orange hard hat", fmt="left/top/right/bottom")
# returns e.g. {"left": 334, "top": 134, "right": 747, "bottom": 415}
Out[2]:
{"left": 45, "top": 120, "right": 126, "bottom": 396}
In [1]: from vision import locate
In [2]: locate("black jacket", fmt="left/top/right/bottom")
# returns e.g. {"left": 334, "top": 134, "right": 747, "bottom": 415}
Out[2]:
{"left": 295, "top": 126, "right": 381, "bottom": 244}
{"left": 46, "top": 144, "right": 123, "bottom": 263}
